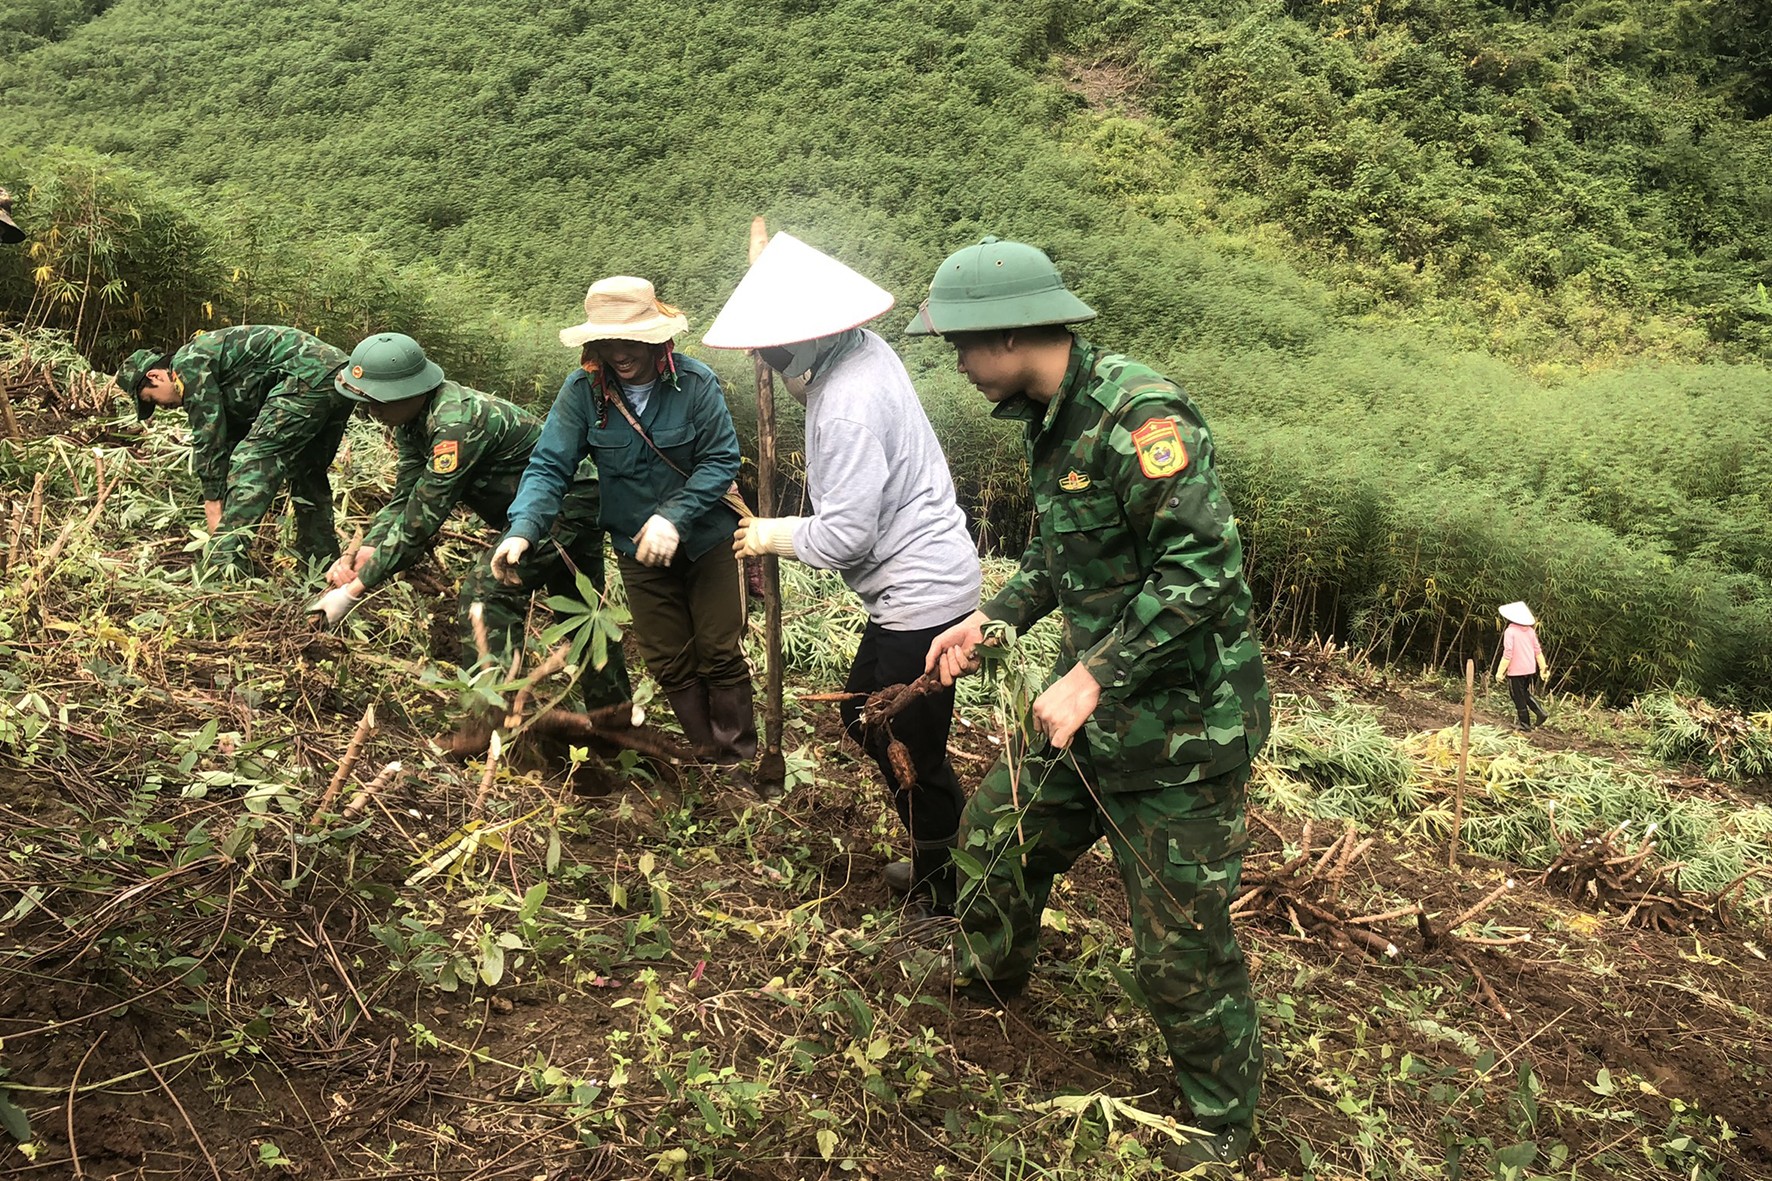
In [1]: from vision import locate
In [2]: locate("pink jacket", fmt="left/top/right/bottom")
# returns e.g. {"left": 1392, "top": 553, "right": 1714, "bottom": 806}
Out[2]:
{"left": 1502, "top": 623, "right": 1542, "bottom": 676}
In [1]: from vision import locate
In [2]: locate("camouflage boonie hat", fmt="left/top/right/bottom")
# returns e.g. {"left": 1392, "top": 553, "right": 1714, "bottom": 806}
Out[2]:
{"left": 116, "top": 348, "right": 169, "bottom": 420}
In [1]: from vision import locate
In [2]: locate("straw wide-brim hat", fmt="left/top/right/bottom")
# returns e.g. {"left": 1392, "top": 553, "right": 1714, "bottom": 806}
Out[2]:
{"left": 702, "top": 231, "right": 894, "bottom": 350}
{"left": 559, "top": 276, "right": 687, "bottom": 348}
{"left": 1498, "top": 601, "right": 1536, "bottom": 627}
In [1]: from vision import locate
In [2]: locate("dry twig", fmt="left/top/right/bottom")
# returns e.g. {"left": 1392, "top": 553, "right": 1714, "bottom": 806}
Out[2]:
{"left": 343, "top": 761, "right": 404, "bottom": 822}
{"left": 140, "top": 1051, "right": 225, "bottom": 1181}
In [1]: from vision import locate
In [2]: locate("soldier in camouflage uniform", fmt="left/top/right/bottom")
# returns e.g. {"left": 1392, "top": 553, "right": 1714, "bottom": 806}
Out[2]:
{"left": 310, "top": 333, "right": 628, "bottom": 706}
{"left": 914, "top": 239, "right": 1271, "bottom": 1168}
{"left": 115, "top": 325, "right": 357, "bottom": 571}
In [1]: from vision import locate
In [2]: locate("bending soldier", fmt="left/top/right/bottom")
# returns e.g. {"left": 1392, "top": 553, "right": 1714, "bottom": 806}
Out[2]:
{"left": 116, "top": 325, "right": 355, "bottom": 571}
{"left": 313, "top": 333, "right": 628, "bottom": 706}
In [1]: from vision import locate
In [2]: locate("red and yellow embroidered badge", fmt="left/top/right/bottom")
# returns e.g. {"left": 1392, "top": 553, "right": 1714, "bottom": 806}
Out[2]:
{"left": 1130, "top": 417, "right": 1188, "bottom": 479}
{"left": 431, "top": 439, "right": 460, "bottom": 474}
{"left": 1058, "top": 469, "right": 1091, "bottom": 492}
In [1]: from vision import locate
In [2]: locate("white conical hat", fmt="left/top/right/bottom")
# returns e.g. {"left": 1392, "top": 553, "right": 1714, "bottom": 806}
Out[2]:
{"left": 702, "top": 232, "right": 895, "bottom": 350}
{"left": 1498, "top": 601, "right": 1536, "bottom": 626}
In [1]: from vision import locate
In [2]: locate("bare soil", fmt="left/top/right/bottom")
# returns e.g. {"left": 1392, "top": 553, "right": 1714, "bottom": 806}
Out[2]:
{"left": 0, "top": 370, "right": 1766, "bottom": 1178}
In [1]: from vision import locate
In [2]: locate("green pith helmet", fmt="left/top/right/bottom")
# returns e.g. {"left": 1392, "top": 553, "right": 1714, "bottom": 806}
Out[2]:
{"left": 904, "top": 236, "right": 1096, "bottom": 336}
{"left": 116, "top": 348, "right": 168, "bottom": 420}
{"left": 335, "top": 332, "right": 445, "bottom": 402}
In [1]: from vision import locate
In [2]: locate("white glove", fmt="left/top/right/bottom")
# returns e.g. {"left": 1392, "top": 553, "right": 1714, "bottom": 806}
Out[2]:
{"left": 634, "top": 515, "right": 680, "bottom": 567}
{"left": 310, "top": 584, "right": 362, "bottom": 628}
{"left": 733, "top": 517, "right": 804, "bottom": 559}
{"left": 491, "top": 536, "right": 530, "bottom": 585}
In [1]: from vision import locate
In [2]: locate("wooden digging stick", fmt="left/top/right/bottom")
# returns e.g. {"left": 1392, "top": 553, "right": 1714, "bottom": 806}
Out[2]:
{"left": 1449, "top": 658, "right": 1474, "bottom": 868}
{"left": 750, "top": 216, "right": 786, "bottom": 793}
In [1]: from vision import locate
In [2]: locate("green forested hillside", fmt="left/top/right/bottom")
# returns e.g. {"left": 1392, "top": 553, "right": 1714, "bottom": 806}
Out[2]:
{"left": 8, "top": 0, "right": 1770, "bottom": 363}
{"left": 5, "top": 0, "right": 1772, "bottom": 699}
{"left": 1071, "top": 0, "right": 1772, "bottom": 360}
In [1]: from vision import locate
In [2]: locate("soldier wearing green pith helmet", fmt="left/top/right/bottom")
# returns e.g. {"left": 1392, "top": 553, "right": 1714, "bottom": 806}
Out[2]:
{"left": 116, "top": 325, "right": 356, "bottom": 571}
{"left": 311, "top": 333, "right": 628, "bottom": 707}
{"left": 917, "top": 238, "right": 1270, "bottom": 1172}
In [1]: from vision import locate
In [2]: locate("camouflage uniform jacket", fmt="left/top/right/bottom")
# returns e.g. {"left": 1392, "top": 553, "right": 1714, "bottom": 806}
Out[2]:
{"left": 356, "top": 381, "right": 546, "bottom": 590}
{"left": 985, "top": 338, "right": 1270, "bottom": 791}
{"left": 169, "top": 325, "right": 351, "bottom": 505}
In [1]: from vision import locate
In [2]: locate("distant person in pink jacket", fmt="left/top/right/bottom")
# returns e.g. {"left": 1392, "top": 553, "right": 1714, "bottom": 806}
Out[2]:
{"left": 1494, "top": 601, "right": 1549, "bottom": 729}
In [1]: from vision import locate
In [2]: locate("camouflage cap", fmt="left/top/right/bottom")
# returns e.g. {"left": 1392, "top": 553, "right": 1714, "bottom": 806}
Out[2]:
{"left": 116, "top": 348, "right": 169, "bottom": 420}
{"left": 0, "top": 188, "right": 22, "bottom": 245}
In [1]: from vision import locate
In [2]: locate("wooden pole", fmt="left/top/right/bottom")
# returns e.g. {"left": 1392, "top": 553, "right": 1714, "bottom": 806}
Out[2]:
{"left": 1449, "top": 658, "right": 1474, "bottom": 868}
{"left": 750, "top": 217, "right": 786, "bottom": 794}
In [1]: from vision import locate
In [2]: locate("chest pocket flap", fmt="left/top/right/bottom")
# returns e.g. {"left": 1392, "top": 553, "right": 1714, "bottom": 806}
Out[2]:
{"left": 649, "top": 422, "right": 697, "bottom": 470}
{"left": 1048, "top": 493, "right": 1140, "bottom": 590}
{"left": 587, "top": 424, "right": 638, "bottom": 475}
{"left": 1050, "top": 492, "right": 1121, "bottom": 533}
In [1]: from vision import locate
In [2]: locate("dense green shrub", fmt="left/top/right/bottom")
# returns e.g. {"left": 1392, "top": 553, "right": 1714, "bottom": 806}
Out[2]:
{"left": 0, "top": 147, "right": 563, "bottom": 393}
{"left": 1062, "top": 0, "right": 1772, "bottom": 359}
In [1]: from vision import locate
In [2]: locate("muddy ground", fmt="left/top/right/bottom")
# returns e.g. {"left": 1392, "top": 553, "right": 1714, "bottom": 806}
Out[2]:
{"left": 0, "top": 360, "right": 1767, "bottom": 1178}
{"left": 1, "top": 633, "right": 1767, "bottom": 1180}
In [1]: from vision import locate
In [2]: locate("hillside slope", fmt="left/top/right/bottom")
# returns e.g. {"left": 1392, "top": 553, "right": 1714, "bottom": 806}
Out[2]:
{"left": 7, "top": 0, "right": 1771, "bottom": 362}
{"left": 0, "top": 347, "right": 1767, "bottom": 1180}
{"left": 6, "top": 1, "right": 1772, "bottom": 700}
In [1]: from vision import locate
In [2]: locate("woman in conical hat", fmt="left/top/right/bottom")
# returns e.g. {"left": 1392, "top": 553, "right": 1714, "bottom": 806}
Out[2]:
{"left": 705, "top": 232, "right": 983, "bottom": 913}
{"left": 493, "top": 276, "right": 755, "bottom": 783}
{"left": 1495, "top": 601, "right": 1549, "bottom": 729}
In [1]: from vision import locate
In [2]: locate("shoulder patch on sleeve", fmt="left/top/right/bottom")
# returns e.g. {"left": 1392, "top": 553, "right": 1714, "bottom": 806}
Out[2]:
{"left": 1130, "top": 416, "right": 1188, "bottom": 479}
{"left": 431, "top": 439, "right": 460, "bottom": 474}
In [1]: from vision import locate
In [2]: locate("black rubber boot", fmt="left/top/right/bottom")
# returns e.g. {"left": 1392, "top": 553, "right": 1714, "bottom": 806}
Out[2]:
{"left": 910, "top": 833, "right": 958, "bottom": 914}
{"left": 955, "top": 970, "right": 1030, "bottom": 1005}
{"left": 883, "top": 861, "right": 914, "bottom": 895}
{"left": 706, "top": 681, "right": 758, "bottom": 766}
{"left": 664, "top": 683, "right": 717, "bottom": 760}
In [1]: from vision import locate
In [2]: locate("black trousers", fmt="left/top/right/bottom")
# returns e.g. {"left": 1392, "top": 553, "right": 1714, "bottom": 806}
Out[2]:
{"left": 839, "top": 614, "right": 971, "bottom": 900}
{"left": 1508, "top": 673, "right": 1547, "bottom": 727}
{"left": 616, "top": 545, "right": 749, "bottom": 693}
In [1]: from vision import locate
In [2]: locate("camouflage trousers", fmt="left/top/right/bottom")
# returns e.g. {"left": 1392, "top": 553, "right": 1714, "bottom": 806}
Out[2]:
{"left": 953, "top": 736, "right": 1261, "bottom": 1132}
{"left": 207, "top": 393, "right": 354, "bottom": 571}
{"left": 456, "top": 481, "right": 630, "bottom": 709}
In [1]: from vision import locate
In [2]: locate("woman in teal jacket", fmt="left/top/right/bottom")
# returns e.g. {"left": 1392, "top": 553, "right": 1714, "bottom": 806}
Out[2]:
{"left": 496, "top": 276, "right": 753, "bottom": 775}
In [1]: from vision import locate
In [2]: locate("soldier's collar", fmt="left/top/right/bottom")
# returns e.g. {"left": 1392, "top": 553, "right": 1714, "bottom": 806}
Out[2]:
{"left": 989, "top": 394, "right": 1042, "bottom": 425}
{"left": 412, "top": 385, "right": 447, "bottom": 431}
{"left": 1058, "top": 337, "right": 1097, "bottom": 404}
{"left": 1027, "top": 335, "right": 1091, "bottom": 432}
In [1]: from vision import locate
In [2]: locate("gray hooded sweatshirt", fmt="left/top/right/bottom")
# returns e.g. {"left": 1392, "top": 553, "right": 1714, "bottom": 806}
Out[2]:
{"left": 790, "top": 330, "right": 981, "bottom": 629}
